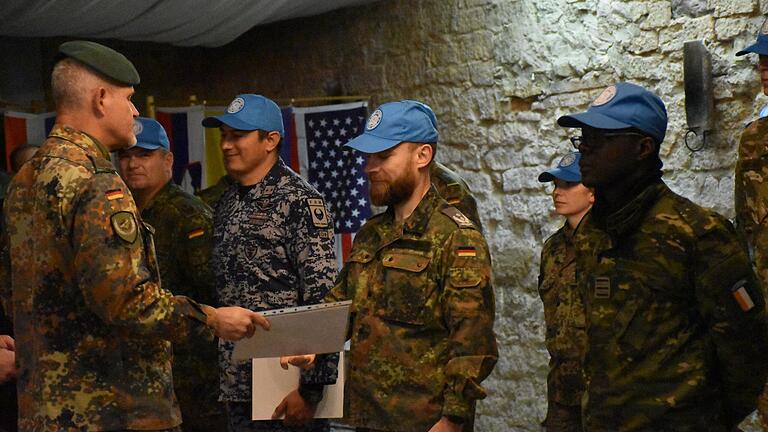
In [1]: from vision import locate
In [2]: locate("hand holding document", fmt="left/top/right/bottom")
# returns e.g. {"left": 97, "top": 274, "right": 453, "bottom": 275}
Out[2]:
{"left": 232, "top": 300, "right": 352, "bottom": 360}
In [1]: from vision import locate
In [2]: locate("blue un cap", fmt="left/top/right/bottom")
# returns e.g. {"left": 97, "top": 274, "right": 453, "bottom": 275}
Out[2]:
{"left": 202, "top": 94, "right": 285, "bottom": 137}
{"left": 736, "top": 17, "right": 768, "bottom": 56}
{"left": 538, "top": 151, "right": 582, "bottom": 182}
{"left": 133, "top": 117, "right": 170, "bottom": 151}
{"left": 557, "top": 82, "right": 667, "bottom": 144}
{"left": 345, "top": 100, "right": 438, "bottom": 154}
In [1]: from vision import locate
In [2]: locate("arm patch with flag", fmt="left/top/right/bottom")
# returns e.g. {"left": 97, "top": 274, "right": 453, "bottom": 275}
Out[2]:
{"left": 731, "top": 279, "right": 755, "bottom": 312}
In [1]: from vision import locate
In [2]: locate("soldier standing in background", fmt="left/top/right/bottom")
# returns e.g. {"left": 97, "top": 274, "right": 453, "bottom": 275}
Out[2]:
{"left": 536, "top": 151, "right": 592, "bottom": 432}
{"left": 0, "top": 40, "right": 268, "bottom": 431}
{"left": 203, "top": 94, "right": 338, "bottom": 432}
{"left": 561, "top": 82, "right": 768, "bottom": 431}
{"left": 734, "top": 18, "right": 768, "bottom": 428}
{"left": 118, "top": 116, "right": 225, "bottom": 431}
{"left": 326, "top": 100, "right": 497, "bottom": 432}
{"left": 196, "top": 173, "right": 235, "bottom": 209}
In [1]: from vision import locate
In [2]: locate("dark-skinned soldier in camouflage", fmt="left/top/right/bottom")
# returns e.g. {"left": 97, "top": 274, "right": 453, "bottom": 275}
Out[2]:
{"left": 561, "top": 82, "right": 768, "bottom": 431}
{"left": 0, "top": 41, "right": 266, "bottom": 432}
{"left": 734, "top": 19, "right": 768, "bottom": 428}
{"left": 204, "top": 94, "right": 338, "bottom": 432}
{"left": 537, "top": 151, "right": 592, "bottom": 432}
{"left": 118, "top": 117, "right": 224, "bottom": 431}
{"left": 326, "top": 100, "right": 497, "bottom": 432}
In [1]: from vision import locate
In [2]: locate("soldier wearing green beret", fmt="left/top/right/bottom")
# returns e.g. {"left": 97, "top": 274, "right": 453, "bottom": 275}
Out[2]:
{"left": 118, "top": 117, "right": 224, "bottom": 431}
{"left": 0, "top": 40, "right": 269, "bottom": 431}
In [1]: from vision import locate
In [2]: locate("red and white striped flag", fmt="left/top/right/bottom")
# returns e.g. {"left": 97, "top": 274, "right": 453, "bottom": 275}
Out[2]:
{"left": 3, "top": 111, "right": 56, "bottom": 171}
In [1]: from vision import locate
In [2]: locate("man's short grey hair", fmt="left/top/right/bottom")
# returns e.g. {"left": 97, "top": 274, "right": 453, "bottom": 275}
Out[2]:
{"left": 51, "top": 58, "right": 102, "bottom": 110}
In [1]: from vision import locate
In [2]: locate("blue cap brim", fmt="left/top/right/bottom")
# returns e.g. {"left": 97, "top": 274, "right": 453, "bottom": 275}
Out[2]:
{"left": 344, "top": 133, "right": 403, "bottom": 154}
{"left": 557, "top": 111, "right": 633, "bottom": 130}
{"left": 538, "top": 169, "right": 581, "bottom": 183}
{"left": 133, "top": 142, "right": 166, "bottom": 151}
{"left": 736, "top": 39, "right": 768, "bottom": 56}
{"left": 202, "top": 114, "right": 260, "bottom": 131}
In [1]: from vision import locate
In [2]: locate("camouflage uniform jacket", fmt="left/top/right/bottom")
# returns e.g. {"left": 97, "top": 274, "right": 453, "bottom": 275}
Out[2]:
{"left": 326, "top": 186, "right": 498, "bottom": 432}
{"left": 140, "top": 181, "right": 223, "bottom": 426}
{"left": 0, "top": 125, "right": 213, "bottom": 431}
{"left": 196, "top": 174, "right": 234, "bottom": 210}
{"left": 575, "top": 180, "right": 768, "bottom": 431}
{"left": 431, "top": 161, "right": 483, "bottom": 232}
{"left": 213, "top": 158, "right": 338, "bottom": 402}
{"left": 538, "top": 223, "right": 586, "bottom": 425}
{"left": 735, "top": 117, "right": 768, "bottom": 286}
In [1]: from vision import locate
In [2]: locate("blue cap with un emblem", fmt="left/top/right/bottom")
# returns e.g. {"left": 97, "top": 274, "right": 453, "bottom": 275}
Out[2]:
{"left": 737, "top": 17, "right": 768, "bottom": 56}
{"left": 345, "top": 100, "right": 438, "bottom": 154}
{"left": 202, "top": 94, "right": 285, "bottom": 136}
{"left": 557, "top": 82, "right": 667, "bottom": 144}
{"left": 538, "top": 151, "right": 582, "bottom": 183}
{"left": 133, "top": 117, "right": 170, "bottom": 151}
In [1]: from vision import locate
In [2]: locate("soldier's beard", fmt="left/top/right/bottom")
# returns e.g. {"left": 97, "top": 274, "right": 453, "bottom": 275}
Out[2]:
{"left": 369, "top": 170, "right": 416, "bottom": 207}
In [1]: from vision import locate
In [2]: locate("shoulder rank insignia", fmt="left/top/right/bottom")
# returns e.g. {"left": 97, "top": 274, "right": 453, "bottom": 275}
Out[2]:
{"left": 442, "top": 207, "right": 474, "bottom": 228}
{"left": 187, "top": 228, "right": 205, "bottom": 239}
{"left": 307, "top": 198, "right": 330, "bottom": 228}
{"left": 105, "top": 189, "right": 124, "bottom": 201}
{"left": 111, "top": 211, "right": 138, "bottom": 244}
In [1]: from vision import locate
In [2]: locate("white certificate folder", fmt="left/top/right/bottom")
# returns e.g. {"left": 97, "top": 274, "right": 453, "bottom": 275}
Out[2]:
{"left": 232, "top": 300, "right": 352, "bottom": 361}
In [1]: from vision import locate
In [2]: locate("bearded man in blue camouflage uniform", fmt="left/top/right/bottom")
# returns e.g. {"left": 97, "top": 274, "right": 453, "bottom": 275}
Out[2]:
{"left": 203, "top": 94, "right": 338, "bottom": 432}
{"left": 326, "top": 100, "right": 497, "bottom": 432}
{"left": 0, "top": 41, "right": 268, "bottom": 432}
{"left": 561, "top": 82, "right": 768, "bottom": 431}
{"left": 118, "top": 117, "right": 224, "bottom": 431}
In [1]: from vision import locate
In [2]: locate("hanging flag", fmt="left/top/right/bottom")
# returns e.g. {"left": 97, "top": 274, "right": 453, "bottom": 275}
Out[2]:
{"left": 290, "top": 102, "right": 371, "bottom": 267}
{"left": 156, "top": 106, "right": 207, "bottom": 193}
{"left": 2, "top": 111, "right": 56, "bottom": 171}
{"left": 202, "top": 106, "right": 229, "bottom": 190}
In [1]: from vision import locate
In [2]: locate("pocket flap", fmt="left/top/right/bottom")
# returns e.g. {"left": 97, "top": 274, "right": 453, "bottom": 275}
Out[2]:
{"left": 382, "top": 252, "right": 431, "bottom": 272}
{"left": 347, "top": 249, "right": 375, "bottom": 264}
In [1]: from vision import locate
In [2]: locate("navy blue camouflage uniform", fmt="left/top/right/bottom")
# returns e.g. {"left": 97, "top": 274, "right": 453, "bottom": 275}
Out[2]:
{"left": 213, "top": 158, "right": 339, "bottom": 432}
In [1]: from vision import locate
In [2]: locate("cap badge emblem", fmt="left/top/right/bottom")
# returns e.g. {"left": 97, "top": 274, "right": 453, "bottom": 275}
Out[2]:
{"left": 133, "top": 120, "right": 143, "bottom": 135}
{"left": 559, "top": 153, "right": 577, "bottom": 167}
{"left": 592, "top": 85, "right": 617, "bottom": 107}
{"left": 227, "top": 97, "right": 245, "bottom": 114}
{"left": 761, "top": 18, "right": 768, "bottom": 35}
{"left": 367, "top": 109, "right": 383, "bottom": 130}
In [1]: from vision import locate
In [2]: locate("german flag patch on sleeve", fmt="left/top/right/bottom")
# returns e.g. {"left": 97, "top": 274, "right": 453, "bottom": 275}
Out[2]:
{"left": 105, "top": 189, "right": 124, "bottom": 201}
{"left": 456, "top": 246, "right": 477, "bottom": 257}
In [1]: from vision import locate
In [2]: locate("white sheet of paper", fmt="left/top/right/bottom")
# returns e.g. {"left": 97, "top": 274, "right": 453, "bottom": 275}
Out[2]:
{"left": 233, "top": 300, "right": 352, "bottom": 361}
{"left": 251, "top": 351, "right": 344, "bottom": 420}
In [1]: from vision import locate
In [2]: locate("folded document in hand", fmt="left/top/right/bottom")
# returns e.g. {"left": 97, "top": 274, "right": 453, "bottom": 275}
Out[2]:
{"left": 232, "top": 300, "right": 352, "bottom": 361}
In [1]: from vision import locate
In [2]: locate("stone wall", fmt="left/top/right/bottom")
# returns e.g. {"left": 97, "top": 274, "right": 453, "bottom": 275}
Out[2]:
{"left": 18, "top": 0, "right": 768, "bottom": 430}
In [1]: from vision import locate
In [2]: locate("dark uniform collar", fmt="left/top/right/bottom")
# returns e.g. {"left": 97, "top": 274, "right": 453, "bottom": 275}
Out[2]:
{"left": 592, "top": 179, "right": 667, "bottom": 239}
{"left": 237, "top": 158, "right": 290, "bottom": 198}
{"left": 49, "top": 124, "right": 111, "bottom": 160}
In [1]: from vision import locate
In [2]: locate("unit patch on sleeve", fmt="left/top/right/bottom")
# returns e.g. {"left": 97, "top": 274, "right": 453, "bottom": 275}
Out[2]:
{"left": 111, "top": 211, "right": 138, "bottom": 244}
{"left": 307, "top": 198, "right": 330, "bottom": 228}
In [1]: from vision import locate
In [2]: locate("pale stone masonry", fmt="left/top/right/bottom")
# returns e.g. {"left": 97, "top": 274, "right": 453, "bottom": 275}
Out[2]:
{"left": 199, "top": 0, "right": 768, "bottom": 429}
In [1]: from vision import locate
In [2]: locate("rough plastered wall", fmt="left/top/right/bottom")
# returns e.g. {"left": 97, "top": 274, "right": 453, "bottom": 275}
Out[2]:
{"left": 252, "top": 0, "right": 766, "bottom": 430}
{"left": 207, "top": 0, "right": 767, "bottom": 430}
{"left": 28, "top": 0, "right": 768, "bottom": 429}
{"left": 274, "top": 0, "right": 766, "bottom": 430}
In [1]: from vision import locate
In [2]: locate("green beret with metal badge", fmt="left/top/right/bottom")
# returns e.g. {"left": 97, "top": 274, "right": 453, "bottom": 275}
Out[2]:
{"left": 58, "top": 40, "right": 140, "bottom": 86}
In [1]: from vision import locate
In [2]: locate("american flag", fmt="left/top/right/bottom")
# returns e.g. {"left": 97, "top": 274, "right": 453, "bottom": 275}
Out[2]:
{"left": 282, "top": 102, "right": 372, "bottom": 267}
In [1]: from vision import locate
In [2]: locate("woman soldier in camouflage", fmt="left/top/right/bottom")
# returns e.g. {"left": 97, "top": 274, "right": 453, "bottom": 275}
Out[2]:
{"left": 537, "top": 151, "right": 593, "bottom": 432}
